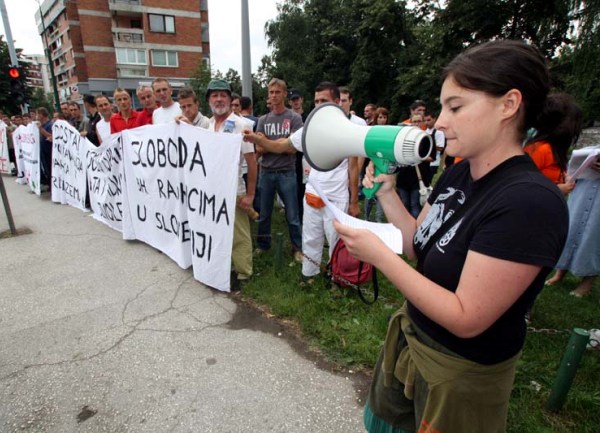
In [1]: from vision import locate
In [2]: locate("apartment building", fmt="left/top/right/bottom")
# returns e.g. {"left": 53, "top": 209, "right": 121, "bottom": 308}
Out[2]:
{"left": 20, "top": 54, "right": 52, "bottom": 94}
{"left": 35, "top": 0, "right": 210, "bottom": 104}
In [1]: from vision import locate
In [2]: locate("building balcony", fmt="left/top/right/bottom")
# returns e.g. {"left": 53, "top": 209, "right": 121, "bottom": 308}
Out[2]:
{"left": 116, "top": 64, "right": 148, "bottom": 78}
{"left": 113, "top": 29, "right": 144, "bottom": 44}
{"left": 109, "top": 0, "right": 143, "bottom": 14}
{"left": 51, "top": 46, "right": 64, "bottom": 60}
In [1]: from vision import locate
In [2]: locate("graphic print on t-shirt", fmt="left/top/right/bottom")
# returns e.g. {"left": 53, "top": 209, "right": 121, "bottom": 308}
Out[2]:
{"left": 414, "top": 187, "right": 466, "bottom": 252}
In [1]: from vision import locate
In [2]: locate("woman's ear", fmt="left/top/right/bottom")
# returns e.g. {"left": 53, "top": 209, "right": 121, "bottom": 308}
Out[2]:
{"left": 501, "top": 89, "right": 522, "bottom": 119}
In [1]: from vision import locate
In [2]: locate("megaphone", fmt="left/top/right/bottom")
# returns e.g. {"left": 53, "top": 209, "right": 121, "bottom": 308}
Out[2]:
{"left": 302, "top": 103, "right": 432, "bottom": 198}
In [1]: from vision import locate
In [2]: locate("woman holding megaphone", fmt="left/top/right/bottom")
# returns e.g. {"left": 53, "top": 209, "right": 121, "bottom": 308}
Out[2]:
{"left": 334, "top": 40, "right": 572, "bottom": 433}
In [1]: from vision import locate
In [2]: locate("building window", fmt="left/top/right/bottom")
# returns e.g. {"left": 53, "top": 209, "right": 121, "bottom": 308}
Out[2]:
{"left": 116, "top": 48, "right": 147, "bottom": 65}
{"left": 152, "top": 50, "right": 178, "bottom": 67}
{"left": 131, "top": 19, "right": 142, "bottom": 29}
{"left": 148, "top": 14, "right": 175, "bottom": 33}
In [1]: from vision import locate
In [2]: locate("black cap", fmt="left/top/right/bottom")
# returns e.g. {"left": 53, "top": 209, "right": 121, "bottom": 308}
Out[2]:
{"left": 288, "top": 89, "right": 302, "bottom": 100}
{"left": 83, "top": 94, "right": 96, "bottom": 106}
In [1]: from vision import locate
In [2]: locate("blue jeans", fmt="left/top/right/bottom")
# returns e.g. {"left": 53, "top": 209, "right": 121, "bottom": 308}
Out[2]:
{"left": 397, "top": 187, "right": 421, "bottom": 219}
{"left": 257, "top": 169, "right": 302, "bottom": 251}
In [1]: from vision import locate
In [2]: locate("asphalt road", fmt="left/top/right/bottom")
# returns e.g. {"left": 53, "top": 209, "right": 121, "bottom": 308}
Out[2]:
{"left": 0, "top": 175, "right": 365, "bottom": 433}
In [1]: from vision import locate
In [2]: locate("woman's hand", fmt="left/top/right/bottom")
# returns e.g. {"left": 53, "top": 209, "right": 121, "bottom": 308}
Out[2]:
{"left": 333, "top": 220, "right": 388, "bottom": 265}
{"left": 363, "top": 161, "right": 396, "bottom": 196}
{"left": 557, "top": 181, "right": 575, "bottom": 194}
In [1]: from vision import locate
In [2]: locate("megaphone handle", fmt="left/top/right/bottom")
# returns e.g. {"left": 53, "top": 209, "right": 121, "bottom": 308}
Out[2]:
{"left": 362, "top": 166, "right": 385, "bottom": 199}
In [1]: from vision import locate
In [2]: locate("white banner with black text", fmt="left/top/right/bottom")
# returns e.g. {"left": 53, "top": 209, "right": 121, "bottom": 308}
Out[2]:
{"left": 121, "top": 122, "right": 241, "bottom": 291}
{"left": 51, "top": 120, "right": 89, "bottom": 210}
{"left": 85, "top": 133, "right": 124, "bottom": 231}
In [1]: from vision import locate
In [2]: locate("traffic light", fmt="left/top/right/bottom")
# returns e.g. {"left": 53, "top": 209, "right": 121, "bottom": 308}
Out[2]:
{"left": 7, "top": 66, "right": 28, "bottom": 105}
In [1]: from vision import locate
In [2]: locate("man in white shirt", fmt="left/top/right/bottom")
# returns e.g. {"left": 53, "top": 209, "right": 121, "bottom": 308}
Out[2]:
{"left": 175, "top": 87, "right": 210, "bottom": 128}
{"left": 205, "top": 79, "right": 257, "bottom": 290}
{"left": 243, "top": 81, "right": 360, "bottom": 284}
{"left": 339, "top": 86, "right": 365, "bottom": 218}
{"left": 424, "top": 112, "right": 446, "bottom": 177}
{"left": 152, "top": 78, "right": 182, "bottom": 124}
{"left": 95, "top": 95, "right": 114, "bottom": 145}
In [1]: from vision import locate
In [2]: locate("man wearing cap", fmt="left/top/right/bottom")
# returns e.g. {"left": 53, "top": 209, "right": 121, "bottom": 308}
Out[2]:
{"left": 152, "top": 78, "right": 182, "bottom": 124}
{"left": 255, "top": 78, "right": 303, "bottom": 260}
{"left": 288, "top": 88, "right": 306, "bottom": 122}
{"left": 206, "top": 78, "right": 257, "bottom": 290}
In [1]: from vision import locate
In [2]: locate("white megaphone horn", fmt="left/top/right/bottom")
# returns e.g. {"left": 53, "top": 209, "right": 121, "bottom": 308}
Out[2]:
{"left": 302, "top": 103, "right": 432, "bottom": 198}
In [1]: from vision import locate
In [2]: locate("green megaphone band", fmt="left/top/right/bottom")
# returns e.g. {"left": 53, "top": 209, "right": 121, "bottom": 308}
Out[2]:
{"left": 362, "top": 126, "right": 401, "bottom": 199}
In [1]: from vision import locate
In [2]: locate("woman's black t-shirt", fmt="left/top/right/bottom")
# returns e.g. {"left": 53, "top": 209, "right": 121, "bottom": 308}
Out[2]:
{"left": 409, "top": 155, "right": 568, "bottom": 365}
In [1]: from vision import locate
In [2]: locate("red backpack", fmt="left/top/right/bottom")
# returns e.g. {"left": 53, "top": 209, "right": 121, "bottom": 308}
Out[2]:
{"left": 327, "top": 239, "right": 379, "bottom": 304}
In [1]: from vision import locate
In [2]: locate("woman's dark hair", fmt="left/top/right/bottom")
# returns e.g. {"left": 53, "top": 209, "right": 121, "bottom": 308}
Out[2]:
{"left": 441, "top": 40, "right": 551, "bottom": 138}
{"left": 526, "top": 93, "right": 583, "bottom": 172}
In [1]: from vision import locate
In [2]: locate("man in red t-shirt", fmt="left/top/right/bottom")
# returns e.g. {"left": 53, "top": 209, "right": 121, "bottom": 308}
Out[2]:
{"left": 110, "top": 88, "right": 139, "bottom": 133}
{"left": 134, "top": 85, "right": 157, "bottom": 127}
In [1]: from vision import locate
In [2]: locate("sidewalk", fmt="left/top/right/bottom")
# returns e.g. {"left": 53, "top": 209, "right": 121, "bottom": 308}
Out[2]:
{"left": 0, "top": 175, "right": 365, "bottom": 433}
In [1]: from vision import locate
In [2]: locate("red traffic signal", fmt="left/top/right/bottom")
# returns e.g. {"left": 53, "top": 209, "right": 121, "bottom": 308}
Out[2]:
{"left": 8, "top": 67, "right": 21, "bottom": 79}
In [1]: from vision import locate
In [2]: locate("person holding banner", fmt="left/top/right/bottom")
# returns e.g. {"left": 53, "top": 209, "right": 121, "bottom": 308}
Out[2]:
{"left": 205, "top": 79, "right": 257, "bottom": 290}
{"left": 37, "top": 107, "right": 54, "bottom": 190}
{"left": 175, "top": 87, "right": 210, "bottom": 129}
{"left": 110, "top": 89, "right": 139, "bottom": 134}
{"left": 134, "top": 85, "right": 158, "bottom": 128}
{"left": 95, "top": 95, "right": 114, "bottom": 145}
{"left": 152, "top": 78, "right": 182, "bottom": 124}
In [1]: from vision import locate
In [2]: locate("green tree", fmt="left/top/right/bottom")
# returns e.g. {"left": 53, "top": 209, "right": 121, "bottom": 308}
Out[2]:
{"left": 28, "top": 88, "right": 54, "bottom": 114}
{"left": 189, "top": 60, "right": 213, "bottom": 115}
{"left": 557, "top": 0, "right": 600, "bottom": 123}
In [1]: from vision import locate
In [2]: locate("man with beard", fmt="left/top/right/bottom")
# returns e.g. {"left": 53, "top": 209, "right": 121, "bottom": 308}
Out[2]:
{"left": 206, "top": 79, "right": 257, "bottom": 291}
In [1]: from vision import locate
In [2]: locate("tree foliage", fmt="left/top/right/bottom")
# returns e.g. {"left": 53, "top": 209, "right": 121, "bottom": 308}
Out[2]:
{"left": 29, "top": 88, "right": 54, "bottom": 114}
{"left": 260, "top": 0, "right": 598, "bottom": 123}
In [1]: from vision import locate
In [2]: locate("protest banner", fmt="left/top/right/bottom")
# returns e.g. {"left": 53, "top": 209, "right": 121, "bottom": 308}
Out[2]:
{"left": 51, "top": 120, "right": 89, "bottom": 210}
{"left": 121, "top": 122, "right": 240, "bottom": 291}
{"left": 12, "top": 124, "right": 41, "bottom": 194}
{"left": 85, "top": 133, "right": 124, "bottom": 231}
{"left": 0, "top": 121, "right": 10, "bottom": 174}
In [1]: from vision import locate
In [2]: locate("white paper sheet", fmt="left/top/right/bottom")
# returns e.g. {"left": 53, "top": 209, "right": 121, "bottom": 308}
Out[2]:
{"left": 308, "top": 179, "right": 403, "bottom": 254}
{"left": 567, "top": 147, "right": 600, "bottom": 180}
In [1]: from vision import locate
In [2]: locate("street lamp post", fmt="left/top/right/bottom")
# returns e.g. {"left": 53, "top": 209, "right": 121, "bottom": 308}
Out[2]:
{"left": 241, "top": 0, "right": 252, "bottom": 99}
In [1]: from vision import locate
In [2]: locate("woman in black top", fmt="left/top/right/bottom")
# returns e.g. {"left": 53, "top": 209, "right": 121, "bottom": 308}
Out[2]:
{"left": 334, "top": 40, "right": 572, "bottom": 432}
